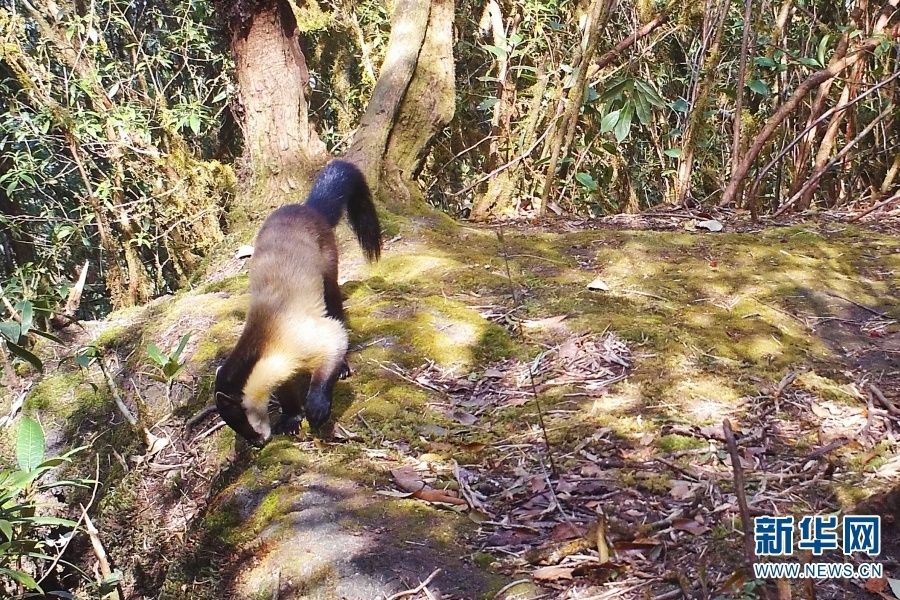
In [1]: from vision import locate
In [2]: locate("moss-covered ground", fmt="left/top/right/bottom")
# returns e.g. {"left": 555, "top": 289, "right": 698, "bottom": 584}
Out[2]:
{"left": 2, "top": 214, "right": 897, "bottom": 599}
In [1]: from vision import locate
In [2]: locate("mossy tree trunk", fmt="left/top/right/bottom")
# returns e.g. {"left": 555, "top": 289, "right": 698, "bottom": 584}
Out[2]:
{"left": 347, "top": 0, "right": 456, "bottom": 208}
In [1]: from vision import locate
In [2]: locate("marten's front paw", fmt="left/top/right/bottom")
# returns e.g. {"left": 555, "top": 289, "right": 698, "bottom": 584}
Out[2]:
{"left": 338, "top": 359, "right": 352, "bottom": 380}
{"left": 273, "top": 414, "right": 303, "bottom": 436}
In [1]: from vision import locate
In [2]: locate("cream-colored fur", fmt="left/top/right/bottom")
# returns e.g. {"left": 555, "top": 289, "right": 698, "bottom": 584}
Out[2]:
{"left": 242, "top": 312, "right": 348, "bottom": 408}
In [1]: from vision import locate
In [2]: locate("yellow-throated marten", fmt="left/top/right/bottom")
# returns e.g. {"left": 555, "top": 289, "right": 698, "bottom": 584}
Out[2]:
{"left": 215, "top": 160, "right": 381, "bottom": 447}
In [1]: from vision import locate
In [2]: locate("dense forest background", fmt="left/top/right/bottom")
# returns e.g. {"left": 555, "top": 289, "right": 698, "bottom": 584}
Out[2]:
{"left": 0, "top": 0, "right": 897, "bottom": 325}
{"left": 0, "top": 0, "right": 898, "bottom": 598}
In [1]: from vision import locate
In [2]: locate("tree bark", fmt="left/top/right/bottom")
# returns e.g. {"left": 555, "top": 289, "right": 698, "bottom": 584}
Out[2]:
{"left": 731, "top": 0, "right": 754, "bottom": 179}
{"left": 232, "top": 4, "right": 326, "bottom": 208}
{"left": 347, "top": 0, "right": 455, "bottom": 207}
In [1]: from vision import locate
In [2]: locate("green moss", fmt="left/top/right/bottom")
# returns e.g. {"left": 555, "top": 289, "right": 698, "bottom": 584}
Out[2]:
{"left": 25, "top": 370, "right": 109, "bottom": 419}
{"left": 656, "top": 434, "right": 707, "bottom": 452}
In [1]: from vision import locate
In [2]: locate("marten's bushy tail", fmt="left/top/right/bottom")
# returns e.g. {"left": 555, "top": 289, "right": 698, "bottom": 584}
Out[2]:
{"left": 304, "top": 160, "right": 382, "bottom": 261}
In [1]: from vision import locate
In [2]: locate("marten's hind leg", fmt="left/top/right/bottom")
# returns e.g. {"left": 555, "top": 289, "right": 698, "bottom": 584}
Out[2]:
{"left": 323, "top": 273, "right": 351, "bottom": 380}
{"left": 303, "top": 317, "right": 349, "bottom": 430}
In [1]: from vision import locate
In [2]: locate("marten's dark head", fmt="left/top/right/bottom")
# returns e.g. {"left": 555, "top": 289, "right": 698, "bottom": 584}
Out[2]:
{"left": 215, "top": 366, "right": 271, "bottom": 448}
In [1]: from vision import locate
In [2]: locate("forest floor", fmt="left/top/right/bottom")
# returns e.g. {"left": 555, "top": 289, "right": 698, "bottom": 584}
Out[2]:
{"left": 4, "top": 209, "right": 899, "bottom": 600}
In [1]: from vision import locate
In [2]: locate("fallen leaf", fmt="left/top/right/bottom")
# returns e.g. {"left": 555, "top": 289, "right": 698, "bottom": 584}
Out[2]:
{"left": 144, "top": 431, "right": 169, "bottom": 458}
{"left": 483, "top": 367, "right": 504, "bottom": 378}
{"left": 866, "top": 578, "right": 887, "bottom": 593}
{"left": 672, "top": 518, "right": 711, "bottom": 536}
{"left": 532, "top": 565, "right": 574, "bottom": 581}
{"left": 376, "top": 489, "right": 415, "bottom": 498}
{"left": 392, "top": 467, "right": 423, "bottom": 489}
{"left": 461, "top": 442, "right": 487, "bottom": 452}
{"left": 587, "top": 277, "right": 610, "bottom": 291}
{"left": 580, "top": 464, "right": 609, "bottom": 477}
{"left": 669, "top": 480, "right": 696, "bottom": 500}
{"left": 414, "top": 487, "right": 467, "bottom": 506}
{"left": 390, "top": 467, "right": 467, "bottom": 506}
{"left": 450, "top": 410, "right": 477, "bottom": 426}
{"left": 696, "top": 219, "right": 723, "bottom": 232}
{"left": 550, "top": 522, "right": 583, "bottom": 541}
{"left": 417, "top": 424, "right": 449, "bottom": 439}
{"left": 887, "top": 578, "right": 900, "bottom": 599}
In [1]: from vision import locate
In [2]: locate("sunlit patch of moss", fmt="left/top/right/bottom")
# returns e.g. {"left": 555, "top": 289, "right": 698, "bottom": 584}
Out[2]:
{"left": 795, "top": 371, "right": 857, "bottom": 404}
{"left": 25, "top": 370, "right": 109, "bottom": 420}
{"left": 833, "top": 483, "right": 870, "bottom": 508}
{"left": 656, "top": 434, "right": 706, "bottom": 452}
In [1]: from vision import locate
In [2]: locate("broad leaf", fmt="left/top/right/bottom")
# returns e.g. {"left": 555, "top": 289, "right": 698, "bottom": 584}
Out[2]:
{"left": 17, "top": 417, "right": 45, "bottom": 472}
{"left": 671, "top": 98, "right": 689, "bottom": 113}
{"left": 482, "top": 44, "right": 507, "bottom": 58}
{"left": 146, "top": 343, "right": 166, "bottom": 366}
{"left": 6, "top": 341, "right": 42, "bottom": 372}
{"left": 16, "top": 301, "right": 33, "bottom": 336}
{"left": 748, "top": 79, "right": 770, "bottom": 96}
{"left": 664, "top": 148, "right": 683, "bottom": 158}
{"left": 575, "top": 172, "right": 599, "bottom": 192}
{"left": 614, "top": 104, "right": 634, "bottom": 142}
{"left": 600, "top": 109, "right": 620, "bottom": 133}
{"left": 0, "top": 519, "right": 12, "bottom": 540}
{"left": 0, "top": 321, "right": 20, "bottom": 343}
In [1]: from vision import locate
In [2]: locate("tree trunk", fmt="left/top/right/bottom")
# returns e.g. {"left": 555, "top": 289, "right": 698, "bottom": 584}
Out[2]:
{"left": 731, "top": 0, "right": 754, "bottom": 180}
{"left": 347, "top": 0, "right": 456, "bottom": 207}
{"left": 231, "top": 4, "right": 326, "bottom": 210}
{"left": 538, "top": 0, "right": 611, "bottom": 216}
{"left": 673, "top": 0, "right": 729, "bottom": 206}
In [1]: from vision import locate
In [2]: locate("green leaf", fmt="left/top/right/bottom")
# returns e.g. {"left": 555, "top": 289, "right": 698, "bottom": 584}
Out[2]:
{"left": 482, "top": 44, "right": 507, "bottom": 58}
{"left": 817, "top": 34, "right": 830, "bottom": 66}
{"left": 16, "top": 301, "right": 33, "bottom": 336}
{"left": 664, "top": 148, "right": 683, "bottom": 158}
{"left": 633, "top": 91, "right": 651, "bottom": 125}
{"left": 172, "top": 334, "right": 190, "bottom": 362}
{"left": 476, "top": 97, "right": 498, "bottom": 111}
{"left": 16, "top": 417, "right": 45, "bottom": 472}
{"left": 614, "top": 104, "right": 634, "bottom": 142}
{"left": 0, "top": 567, "right": 41, "bottom": 591}
{"left": 146, "top": 343, "right": 166, "bottom": 366}
{"left": 0, "top": 321, "right": 20, "bottom": 343}
{"left": 748, "top": 79, "right": 770, "bottom": 96}
{"left": 0, "top": 469, "right": 41, "bottom": 494}
{"left": 600, "top": 109, "right": 620, "bottom": 133}
{"left": 188, "top": 113, "right": 201, "bottom": 135}
{"left": 754, "top": 56, "right": 777, "bottom": 68}
{"left": 6, "top": 341, "right": 42, "bottom": 372}
{"left": 23, "top": 516, "right": 78, "bottom": 527}
{"left": 0, "top": 520, "right": 12, "bottom": 540}
{"left": 635, "top": 79, "right": 666, "bottom": 108}
{"left": 575, "top": 172, "right": 599, "bottom": 192}
{"left": 671, "top": 98, "right": 689, "bottom": 113}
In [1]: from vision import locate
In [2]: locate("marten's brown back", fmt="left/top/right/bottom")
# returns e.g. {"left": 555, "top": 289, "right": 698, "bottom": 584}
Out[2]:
{"left": 247, "top": 204, "right": 337, "bottom": 325}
